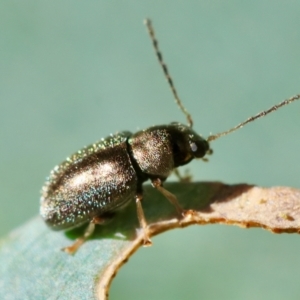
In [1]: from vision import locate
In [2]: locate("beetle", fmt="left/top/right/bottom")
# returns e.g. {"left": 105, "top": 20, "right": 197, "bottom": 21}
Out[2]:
{"left": 40, "top": 19, "right": 300, "bottom": 254}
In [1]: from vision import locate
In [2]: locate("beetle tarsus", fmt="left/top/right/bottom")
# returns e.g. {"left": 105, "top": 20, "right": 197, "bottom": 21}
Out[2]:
{"left": 62, "top": 221, "right": 96, "bottom": 255}
{"left": 182, "top": 209, "right": 196, "bottom": 218}
{"left": 143, "top": 238, "right": 153, "bottom": 247}
{"left": 173, "top": 168, "right": 192, "bottom": 183}
{"left": 135, "top": 194, "right": 152, "bottom": 246}
{"left": 62, "top": 238, "right": 85, "bottom": 255}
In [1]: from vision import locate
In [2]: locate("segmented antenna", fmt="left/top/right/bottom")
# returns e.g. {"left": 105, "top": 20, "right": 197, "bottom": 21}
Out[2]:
{"left": 208, "top": 94, "right": 300, "bottom": 142}
{"left": 144, "top": 19, "right": 193, "bottom": 127}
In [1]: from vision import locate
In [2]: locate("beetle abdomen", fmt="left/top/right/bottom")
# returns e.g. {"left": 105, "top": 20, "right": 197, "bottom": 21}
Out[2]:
{"left": 40, "top": 132, "right": 137, "bottom": 230}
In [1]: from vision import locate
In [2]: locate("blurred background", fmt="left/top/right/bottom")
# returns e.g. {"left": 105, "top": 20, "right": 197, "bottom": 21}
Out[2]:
{"left": 1, "top": 1, "right": 300, "bottom": 299}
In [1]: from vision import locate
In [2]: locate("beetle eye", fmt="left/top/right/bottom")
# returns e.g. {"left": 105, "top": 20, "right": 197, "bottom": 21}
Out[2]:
{"left": 189, "top": 139, "right": 209, "bottom": 158}
{"left": 190, "top": 142, "right": 198, "bottom": 152}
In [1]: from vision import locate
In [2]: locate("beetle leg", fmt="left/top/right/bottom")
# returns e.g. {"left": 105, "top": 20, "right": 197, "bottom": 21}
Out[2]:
{"left": 173, "top": 168, "right": 192, "bottom": 183}
{"left": 151, "top": 178, "right": 194, "bottom": 218}
{"left": 62, "top": 216, "right": 104, "bottom": 254}
{"left": 136, "top": 194, "right": 152, "bottom": 246}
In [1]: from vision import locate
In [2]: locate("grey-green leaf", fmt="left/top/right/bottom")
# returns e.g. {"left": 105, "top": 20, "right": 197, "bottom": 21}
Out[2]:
{"left": 1, "top": 182, "right": 300, "bottom": 300}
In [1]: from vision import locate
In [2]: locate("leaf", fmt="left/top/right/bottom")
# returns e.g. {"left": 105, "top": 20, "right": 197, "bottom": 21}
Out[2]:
{"left": 1, "top": 182, "right": 300, "bottom": 299}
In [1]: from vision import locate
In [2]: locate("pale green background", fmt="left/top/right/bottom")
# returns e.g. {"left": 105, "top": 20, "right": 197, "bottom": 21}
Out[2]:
{"left": 1, "top": 1, "right": 300, "bottom": 299}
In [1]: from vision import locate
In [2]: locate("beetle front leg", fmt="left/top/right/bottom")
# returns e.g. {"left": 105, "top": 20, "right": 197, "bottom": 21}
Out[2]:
{"left": 136, "top": 194, "right": 152, "bottom": 246}
{"left": 151, "top": 178, "right": 194, "bottom": 218}
{"left": 62, "top": 216, "right": 104, "bottom": 255}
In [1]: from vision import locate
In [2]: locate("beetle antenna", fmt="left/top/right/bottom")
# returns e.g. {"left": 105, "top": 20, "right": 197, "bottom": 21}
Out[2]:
{"left": 207, "top": 94, "right": 300, "bottom": 142}
{"left": 144, "top": 19, "right": 193, "bottom": 127}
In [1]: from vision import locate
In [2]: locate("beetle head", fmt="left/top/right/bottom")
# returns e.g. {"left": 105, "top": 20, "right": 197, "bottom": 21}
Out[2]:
{"left": 169, "top": 123, "right": 211, "bottom": 167}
